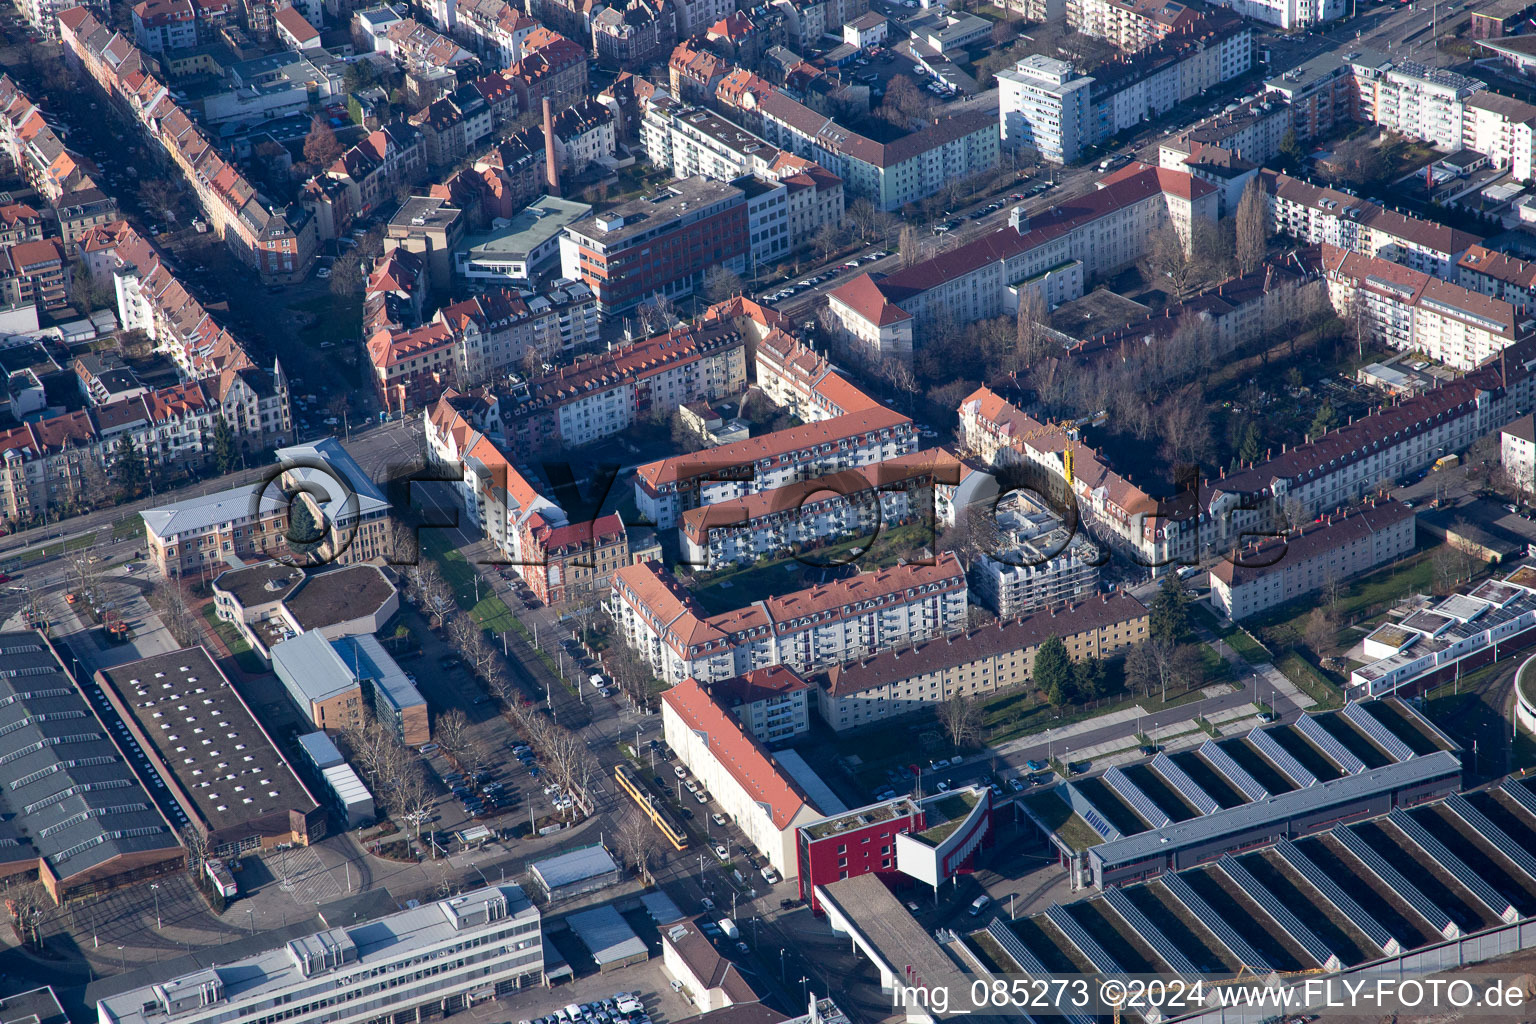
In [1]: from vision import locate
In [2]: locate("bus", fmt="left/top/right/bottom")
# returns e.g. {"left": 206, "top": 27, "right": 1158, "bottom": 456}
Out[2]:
{"left": 614, "top": 763, "right": 689, "bottom": 851}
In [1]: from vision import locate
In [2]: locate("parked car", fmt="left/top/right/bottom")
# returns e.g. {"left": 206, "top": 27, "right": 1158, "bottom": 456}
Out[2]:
{"left": 968, "top": 895, "right": 992, "bottom": 916}
{"left": 674, "top": 765, "right": 688, "bottom": 778}
{"left": 714, "top": 843, "right": 729, "bottom": 860}
{"left": 711, "top": 812, "right": 727, "bottom": 826}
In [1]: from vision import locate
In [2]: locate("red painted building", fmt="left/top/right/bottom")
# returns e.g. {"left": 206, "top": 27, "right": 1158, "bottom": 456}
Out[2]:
{"left": 796, "top": 788, "right": 992, "bottom": 911}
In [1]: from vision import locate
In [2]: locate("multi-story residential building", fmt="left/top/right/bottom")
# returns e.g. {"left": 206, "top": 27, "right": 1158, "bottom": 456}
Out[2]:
{"left": 273, "top": 3, "right": 320, "bottom": 47}
{"left": 434, "top": 282, "right": 599, "bottom": 383}
{"left": 59, "top": 7, "right": 317, "bottom": 284}
{"left": 453, "top": 0, "right": 536, "bottom": 63}
{"left": 367, "top": 320, "right": 457, "bottom": 416}
{"left": 303, "top": 123, "right": 428, "bottom": 241}
{"left": 999, "top": 17, "right": 1251, "bottom": 163}
{"left": 481, "top": 314, "right": 748, "bottom": 451}
{"left": 969, "top": 490, "right": 1101, "bottom": 619}
{"left": 559, "top": 176, "right": 749, "bottom": 318}
{"left": 1210, "top": 499, "right": 1416, "bottom": 620}
{"left": 591, "top": 0, "right": 677, "bottom": 66}
{"left": 1459, "top": 243, "right": 1536, "bottom": 312}
{"left": 424, "top": 394, "right": 632, "bottom": 605}
{"left": 0, "top": 239, "right": 70, "bottom": 311}
{"left": 1323, "top": 244, "right": 1530, "bottom": 370}
{"left": 678, "top": 449, "right": 994, "bottom": 570}
{"left": 718, "top": 666, "right": 812, "bottom": 744}
{"left": 1353, "top": 57, "right": 1484, "bottom": 152}
{"left": 998, "top": 55, "right": 1095, "bottom": 164}
{"left": 131, "top": 0, "right": 197, "bottom": 51}
{"left": 0, "top": 202, "right": 46, "bottom": 246}
{"left": 753, "top": 328, "right": 876, "bottom": 423}
{"left": 508, "top": 29, "right": 589, "bottom": 113}
{"left": 636, "top": 405, "right": 916, "bottom": 529}
{"left": 1463, "top": 92, "right": 1536, "bottom": 183}
{"left": 827, "top": 164, "right": 1217, "bottom": 360}
{"left": 140, "top": 438, "right": 391, "bottom": 578}
{"left": 1201, "top": 0, "right": 1339, "bottom": 29}
{"left": 1264, "top": 48, "right": 1360, "bottom": 137}
{"left": 662, "top": 677, "right": 826, "bottom": 878}
{"left": 97, "top": 886, "right": 545, "bottom": 1024}
{"left": 669, "top": 38, "right": 730, "bottom": 102}
{"left": 959, "top": 386, "right": 1195, "bottom": 571}
{"left": 612, "top": 554, "right": 969, "bottom": 684}
{"left": 1069, "top": 0, "right": 1201, "bottom": 51}
{"left": 1159, "top": 95, "right": 1293, "bottom": 194}
{"left": 1260, "top": 169, "right": 1479, "bottom": 279}
{"left": 0, "top": 75, "right": 106, "bottom": 206}
{"left": 811, "top": 593, "right": 1149, "bottom": 731}
{"left": 1502, "top": 413, "right": 1536, "bottom": 494}
{"left": 386, "top": 195, "right": 464, "bottom": 288}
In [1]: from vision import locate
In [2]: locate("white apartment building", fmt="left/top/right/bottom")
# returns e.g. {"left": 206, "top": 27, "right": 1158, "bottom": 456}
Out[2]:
{"left": 1261, "top": 170, "right": 1479, "bottom": 279}
{"left": 968, "top": 490, "right": 1101, "bottom": 619}
{"left": 1461, "top": 244, "right": 1536, "bottom": 313}
{"left": 1202, "top": 0, "right": 1339, "bottom": 30}
{"left": 998, "top": 55, "right": 1095, "bottom": 164}
{"left": 1323, "top": 244, "right": 1529, "bottom": 371}
{"left": 97, "top": 887, "right": 544, "bottom": 1024}
{"left": 1463, "top": 93, "right": 1536, "bottom": 182}
{"left": 1352, "top": 58, "right": 1483, "bottom": 152}
{"left": 661, "top": 677, "right": 824, "bottom": 877}
{"left": 720, "top": 666, "right": 813, "bottom": 744}
{"left": 435, "top": 282, "right": 600, "bottom": 384}
{"left": 634, "top": 406, "right": 916, "bottom": 528}
{"left": 752, "top": 330, "right": 878, "bottom": 423}
{"left": 678, "top": 451, "right": 995, "bottom": 570}
{"left": 1210, "top": 500, "right": 1416, "bottom": 620}
{"left": 1503, "top": 414, "right": 1536, "bottom": 495}
{"left": 610, "top": 555, "right": 969, "bottom": 684}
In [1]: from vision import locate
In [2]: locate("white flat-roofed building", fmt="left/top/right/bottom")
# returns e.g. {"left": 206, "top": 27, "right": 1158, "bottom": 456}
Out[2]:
{"left": 1352, "top": 57, "right": 1484, "bottom": 152}
{"left": 96, "top": 886, "right": 544, "bottom": 1024}
{"left": 998, "top": 55, "right": 1094, "bottom": 164}
{"left": 453, "top": 196, "right": 593, "bottom": 284}
{"left": 968, "top": 490, "right": 1101, "bottom": 619}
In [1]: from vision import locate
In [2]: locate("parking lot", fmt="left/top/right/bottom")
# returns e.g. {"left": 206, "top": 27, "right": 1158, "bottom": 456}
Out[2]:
{"left": 495, "top": 958, "right": 695, "bottom": 1024}
{"left": 759, "top": 249, "right": 888, "bottom": 305}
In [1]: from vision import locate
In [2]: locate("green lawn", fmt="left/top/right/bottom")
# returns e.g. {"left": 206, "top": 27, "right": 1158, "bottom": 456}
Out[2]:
{"left": 201, "top": 605, "right": 265, "bottom": 676}
{"left": 15, "top": 532, "right": 99, "bottom": 564}
{"left": 1276, "top": 651, "right": 1342, "bottom": 709}
{"left": 289, "top": 295, "right": 362, "bottom": 353}
{"left": 1251, "top": 550, "right": 1438, "bottom": 645}
{"left": 112, "top": 515, "right": 142, "bottom": 541}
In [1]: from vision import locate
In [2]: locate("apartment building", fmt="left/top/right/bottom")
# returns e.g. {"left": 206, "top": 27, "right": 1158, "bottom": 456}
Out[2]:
{"left": 367, "top": 321, "right": 457, "bottom": 417}
{"left": 97, "top": 887, "right": 545, "bottom": 1024}
{"left": 999, "top": 17, "right": 1251, "bottom": 163}
{"left": 140, "top": 438, "right": 391, "bottom": 578}
{"left": 559, "top": 177, "right": 749, "bottom": 318}
{"left": 719, "top": 666, "right": 812, "bottom": 744}
{"left": 59, "top": 8, "right": 317, "bottom": 284}
{"left": 1461, "top": 244, "right": 1536, "bottom": 313}
{"left": 0, "top": 239, "right": 70, "bottom": 312}
{"left": 812, "top": 593, "right": 1148, "bottom": 731}
{"left": 678, "top": 449, "right": 995, "bottom": 570}
{"left": 1069, "top": 0, "right": 1201, "bottom": 52}
{"left": 131, "top": 0, "right": 197, "bottom": 51}
{"left": 958, "top": 386, "right": 1196, "bottom": 570}
{"left": 1260, "top": 169, "right": 1479, "bottom": 279}
{"left": 0, "top": 75, "right": 107, "bottom": 207}
{"left": 435, "top": 283, "right": 599, "bottom": 383}
{"left": 1463, "top": 93, "right": 1536, "bottom": 182}
{"left": 1354, "top": 57, "right": 1484, "bottom": 151}
{"left": 303, "top": 124, "right": 428, "bottom": 241}
{"left": 1210, "top": 500, "right": 1417, "bottom": 620}
{"left": 662, "top": 677, "right": 825, "bottom": 878}
{"left": 508, "top": 30, "right": 589, "bottom": 113}
{"left": 1264, "top": 49, "right": 1359, "bottom": 137}
{"left": 635, "top": 405, "right": 916, "bottom": 529}
{"left": 969, "top": 490, "right": 1101, "bottom": 619}
{"left": 1159, "top": 94, "right": 1293, "bottom": 177}
{"left": 1201, "top": 0, "right": 1339, "bottom": 29}
{"left": 827, "top": 164, "right": 1217, "bottom": 360}
{"left": 1323, "top": 244, "right": 1530, "bottom": 370}
{"left": 611, "top": 555, "right": 969, "bottom": 684}
{"left": 753, "top": 329, "right": 877, "bottom": 423}
{"left": 1502, "top": 413, "right": 1536, "bottom": 493}
{"left": 484, "top": 316, "right": 748, "bottom": 451}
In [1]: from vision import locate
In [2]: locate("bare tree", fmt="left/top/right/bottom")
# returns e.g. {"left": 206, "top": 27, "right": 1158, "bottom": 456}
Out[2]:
{"left": 1235, "top": 177, "right": 1270, "bottom": 275}
{"left": 393, "top": 763, "right": 434, "bottom": 838}
{"left": 1302, "top": 607, "right": 1336, "bottom": 656}
{"left": 936, "top": 693, "right": 983, "bottom": 749}
{"left": 613, "top": 813, "right": 660, "bottom": 884}
{"left": 704, "top": 265, "right": 743, "bottom": 303}
{"left": 148, "top": 580, "right": 199, "bottom": 647}
{"left": 899, "top": 224, "right": 922, "bottom": 269}
{"left": 6, "top": 881, "right": 50, "bottom": 947}
{"left": 1147, "top": 223, "right": 1196, "bottom": 299}
{"left": 1015, "top": 287, "right": 1052, "bottom": 371}
{"left": 434, "top": 708, "right": 471, "bottom": 759}
{"left": 179, "top": 824, "right": 209, "bottom": 874}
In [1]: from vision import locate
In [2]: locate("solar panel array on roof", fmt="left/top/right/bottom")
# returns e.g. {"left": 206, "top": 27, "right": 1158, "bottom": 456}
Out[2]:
{"left": 1295, "top": 715, "right": 1366, "bottom": 775}
{"left": 1102, "top": 766, "right": 1169, "bottom": 828}
{"left": 1043, "top": 905, "right": 1121, "bottom": 975}
{"left": 1247, "top": 729, "right": 1317, "bottom": 788}
{"left": 1342, "top": 702, "right": 1415, "bottom": 763}
{"left": 1331, "top": 824, "right": 1458, "bottom": 939}
{"left": 1274, "top": 840, "right": 1400, "bottom": 956}
{"left": 1443, "top": 794, "right": 1536, "bottom": 885}
{"left": 984, "top": 921, "right": 1095, "bottom": 1024}
{"left": 1387, "top": 809, "right": 1518, "bottom": 923}
{"left": 1150, "top": 752, "right": 1219, "bottom": 816}
{"left": 1500, "top": 778, "right": 1536, "bottom": 820}
{"left": 1160, "top": 872, "right": 1272, "bottom": 972}
{"left": 1217, "top": 855, "right": 1340, "bottom": 971}
{"left": 1198, "top": 740, "right": 1268, "bottom": 802}
{"left": 1100, "top": 886, "right": 1198, "bottom": 975}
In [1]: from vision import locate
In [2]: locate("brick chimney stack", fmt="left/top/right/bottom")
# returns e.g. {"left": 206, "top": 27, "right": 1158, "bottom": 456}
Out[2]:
{"left": 543, "top": 97, "right": 561, "bottom": 197}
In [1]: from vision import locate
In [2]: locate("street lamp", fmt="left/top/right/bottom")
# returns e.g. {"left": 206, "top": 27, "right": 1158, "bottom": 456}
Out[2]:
{"left": 151, "top": 882, "right": 161, "bottom": 930}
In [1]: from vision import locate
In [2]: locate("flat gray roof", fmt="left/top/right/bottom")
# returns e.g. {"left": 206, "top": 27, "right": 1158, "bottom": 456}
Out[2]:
{"left": 1089, "top": 749, "right": 1463, "bottom": 870}
{"left": 1, "top": 986, "right": 70, "bottom": 1024}
{"left": 282, "top": 565, "right": 396, "bottom": 631}
{"left": 530, "top": 843, "right": 619, "bottom": 889}
{"left": 461, "top": 195, "right": 593, "bottom": 261}
{"left": 212, "top": 562, "right": 306, "bottom": 610}
{"left": 334, "top": 635, "right": 424, "bottom": 714}
{"left": 270, "top": 630, "right": 362, "bottom": 705}
{"left": 566, "top": 905, "right": 646, "bottom": 965}
{"left": 814, "top": 875, "right": 970, "bottom": 1001}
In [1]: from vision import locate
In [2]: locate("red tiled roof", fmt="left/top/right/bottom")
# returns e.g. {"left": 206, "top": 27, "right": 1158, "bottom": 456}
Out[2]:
{"left": 1211, "top": 500, "right": 1414, "bottom": 586}
{"left": 661, "top": 677, "right": 813, "bottom": 829}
